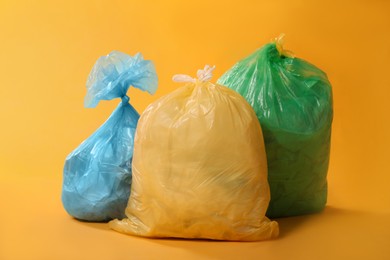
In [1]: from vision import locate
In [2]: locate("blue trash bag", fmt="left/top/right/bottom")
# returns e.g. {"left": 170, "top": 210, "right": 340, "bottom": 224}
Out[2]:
{"left": 62, "top": 51, "right": 158, "bottom": 222}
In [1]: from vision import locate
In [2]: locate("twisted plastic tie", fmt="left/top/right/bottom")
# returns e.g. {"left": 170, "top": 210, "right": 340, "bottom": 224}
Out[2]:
{"left": 273, "top": 33, "right": 294, "bottom": 58}
{"left": 121, "top": 95, "right": 130, "bottom": 103}
{"left": 172, "top": 65, "right": 216, "bottom": 83}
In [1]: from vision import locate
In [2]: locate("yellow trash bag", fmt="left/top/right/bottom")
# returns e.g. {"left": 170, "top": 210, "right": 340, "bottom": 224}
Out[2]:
{"left": 109, "top": 65, "right": 279, "bottom": 241}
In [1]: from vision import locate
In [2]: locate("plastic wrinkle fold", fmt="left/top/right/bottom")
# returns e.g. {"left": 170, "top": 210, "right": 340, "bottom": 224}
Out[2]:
{"left": 62, "top": 51, "right": 157, "bottom": 222}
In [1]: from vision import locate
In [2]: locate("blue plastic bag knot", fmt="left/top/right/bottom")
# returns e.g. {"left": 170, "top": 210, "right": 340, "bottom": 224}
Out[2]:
{"left": 121, "top": 95, "right": 130, "bottom": 104}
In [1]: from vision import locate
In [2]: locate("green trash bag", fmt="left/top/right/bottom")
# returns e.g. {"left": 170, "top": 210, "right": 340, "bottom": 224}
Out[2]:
{"left": 218, "top": 35, "right": 333, "bottom": 218}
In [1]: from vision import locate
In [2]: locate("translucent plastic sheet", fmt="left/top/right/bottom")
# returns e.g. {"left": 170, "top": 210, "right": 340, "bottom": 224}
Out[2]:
{"left": 62, "top": 51, "right": 157, "bottom": 221}
{"left": 218, "top": 36, "right": 333, "bottom": 218}
{"left": 110, "top": 66, "right": 279, "bottom": 241}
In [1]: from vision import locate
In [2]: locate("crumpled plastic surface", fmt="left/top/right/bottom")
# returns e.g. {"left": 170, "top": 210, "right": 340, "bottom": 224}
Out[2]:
{"left": 62, "top": 51, "right": 157, "bottom": 222}
{"left": 218, "top": 37, "right": 333, "bottom": 218}
{"left": 109, "top": 67, "right": 279, "bottom": 241}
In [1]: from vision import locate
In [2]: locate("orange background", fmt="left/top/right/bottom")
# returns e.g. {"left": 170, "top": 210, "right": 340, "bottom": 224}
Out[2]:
{"left": 0, "top": 0, "right": 389, "bottom": 259}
